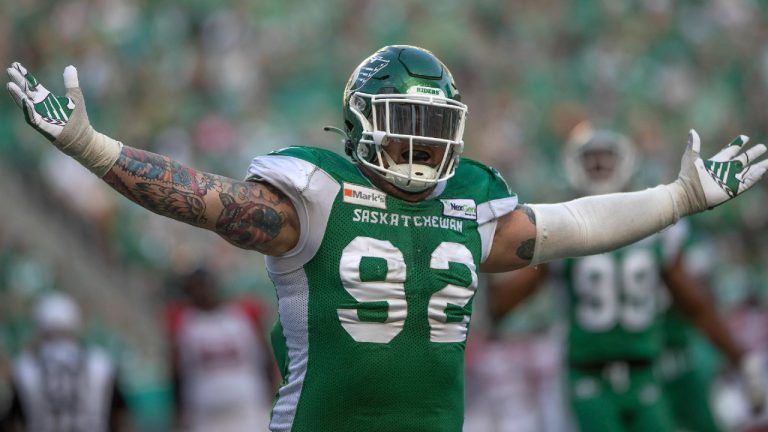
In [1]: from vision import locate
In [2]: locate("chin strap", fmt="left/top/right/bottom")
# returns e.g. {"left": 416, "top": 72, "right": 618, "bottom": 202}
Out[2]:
{"left": 323, "top": 126, "right": 354, "bottom": 157}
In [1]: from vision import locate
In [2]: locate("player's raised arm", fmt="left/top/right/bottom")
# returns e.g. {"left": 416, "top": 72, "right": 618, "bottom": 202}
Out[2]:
{"left": 6, "top": 63, "right": 299, "bottom": 255}
{"left": 484, "top": 131, "right": 768, "bottom": 272}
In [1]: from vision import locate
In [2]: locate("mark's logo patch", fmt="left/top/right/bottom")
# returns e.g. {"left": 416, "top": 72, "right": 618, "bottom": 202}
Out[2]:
{"left": 343, "top": 183, "right": 387, "bottom": 209}
{"left": 441, "top": 199, "right": 477, "bottom": 220}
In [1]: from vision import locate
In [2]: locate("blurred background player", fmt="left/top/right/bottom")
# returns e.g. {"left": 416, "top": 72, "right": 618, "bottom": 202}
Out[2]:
{"left": 712, "top": 233, "right": 768, "bottom": 432}
{"left": 656, "top": 238, "right": 729, "bottom": 432}
{"left": 164, "top": 266, "right": 277, "bottom": 432}
{"left": 462, "top": 288, "right": 569, "bottom": 432}
{"left": 0, "top": 292, "right": 130, "bottom": 432}
{"left": 487, "top": 124, "right": 767, "bottom": 432}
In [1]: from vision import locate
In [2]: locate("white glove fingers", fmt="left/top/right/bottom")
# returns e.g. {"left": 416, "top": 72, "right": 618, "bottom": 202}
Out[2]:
{"left": 63, "top": 65, "right": 79, "bottom": 90}
{"left": 712, "top": 135, "right": 750, "bottom": 162}
{"left": 10, "top": 61, "right": 27, "bottom": 76}
{"left": 688, "top": 129, "right": 701, "bottom": 154}
{"left": 744, "top": 159, "right": 768, "bottom": 184}
{"left": 730, "top": 134, "right": 750, "bottom": 147}
{"left": 7, "top": 64, "right": 52, "bottom": 104}
{"left": 6, "top": 82, "right": 25, "bottom": 109}
{"left": 738, "top": 143, "right": 767, "bottom": 167}
{"left": 710, "top": 146, "right": 740, "bottom": 162}
{"left": 7, "top": 66, "right": 29, "bottom": 93}
{"left": 8, "top": 62, "right": 42, "bottom": 90}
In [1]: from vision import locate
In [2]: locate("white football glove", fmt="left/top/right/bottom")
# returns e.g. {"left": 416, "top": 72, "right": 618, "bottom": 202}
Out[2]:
{"left": 674, "top": 129, "right": 768, "bottom": 216}
{"left": 741, "top": 352, "right": 768, "bottom": 415}
{"left": 6, "top": 62, "right": 122, "bottom": 177}
{"left": 6, "top": 62, "right": 75, "bottom": 142}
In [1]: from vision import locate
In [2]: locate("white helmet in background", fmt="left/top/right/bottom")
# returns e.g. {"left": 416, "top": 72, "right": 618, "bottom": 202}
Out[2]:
{"left": 33, "top": 292, "right": 82, "bottom": 333}
{"left": 563, "top": 122, "right": 638, "bottom": 195}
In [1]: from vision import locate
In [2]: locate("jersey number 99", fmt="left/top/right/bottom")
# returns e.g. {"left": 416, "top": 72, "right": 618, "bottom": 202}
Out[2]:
{"left": 573, "top": 249, "right": 657, "bottom": 332}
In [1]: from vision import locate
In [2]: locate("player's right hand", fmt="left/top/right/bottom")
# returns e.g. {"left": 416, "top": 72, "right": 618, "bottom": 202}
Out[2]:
{"left": 6, "top": 62, "right": 76, "bottom": 142}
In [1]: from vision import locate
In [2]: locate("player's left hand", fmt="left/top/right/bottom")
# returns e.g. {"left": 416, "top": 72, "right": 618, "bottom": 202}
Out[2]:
{"left": 6, "top": 62, "right": 75, "bottom": 142}
{"left": 677, "top": 129, "right": 768, "bottom": 214}
{"left": 741, "top": 353, "right": 768, "bottom": 414}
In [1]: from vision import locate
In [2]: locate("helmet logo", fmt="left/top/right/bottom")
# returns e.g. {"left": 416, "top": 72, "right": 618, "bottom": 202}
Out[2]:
{"left": 350, "top": 55, "right": 390, "bottom": 92}
{"left": 407, "top": 86, "right": 445, "bottom": 97}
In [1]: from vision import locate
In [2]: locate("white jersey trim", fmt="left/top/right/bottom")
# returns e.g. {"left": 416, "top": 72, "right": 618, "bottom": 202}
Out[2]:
{"left": 247, "top": 155, "right": 340, "bottom": 274}
{"left": 268, "top": 268, "right": 311, "bottom": 432}
{"left": 477, "top": 196, "right": 519, "bottom": 263}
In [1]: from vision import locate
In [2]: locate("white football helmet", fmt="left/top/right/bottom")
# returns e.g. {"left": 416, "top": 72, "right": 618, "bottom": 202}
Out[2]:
{"left": 563, "top": 123, "right": 638, "bottom": 195}
{"left": 33, "top": 292, "right": 82, "bottom": 333}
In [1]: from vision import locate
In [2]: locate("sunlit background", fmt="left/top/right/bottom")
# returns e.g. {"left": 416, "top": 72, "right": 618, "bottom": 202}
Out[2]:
{"left": 1, "top": 0, "right": 767, "bottom": 430}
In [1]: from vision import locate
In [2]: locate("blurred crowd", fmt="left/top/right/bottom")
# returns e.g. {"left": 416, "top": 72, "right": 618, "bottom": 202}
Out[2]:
{"left": 1, "top": 0, "right": 768, "bottom": 430}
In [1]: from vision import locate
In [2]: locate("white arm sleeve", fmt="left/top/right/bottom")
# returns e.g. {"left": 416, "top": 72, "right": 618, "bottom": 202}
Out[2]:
{"left": 528, "top": 183, "right": 685, "bottom": 265}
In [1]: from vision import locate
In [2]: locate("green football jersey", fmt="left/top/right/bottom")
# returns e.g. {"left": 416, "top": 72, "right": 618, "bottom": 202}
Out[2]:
{"left": 561, "top": 222, "right": 687, "bottom": 366}
{"left": 246, "top": 147, "right": 518, "bottom": 432}
{"left": 658, "top": 220, "right": 695, "bottom": 350}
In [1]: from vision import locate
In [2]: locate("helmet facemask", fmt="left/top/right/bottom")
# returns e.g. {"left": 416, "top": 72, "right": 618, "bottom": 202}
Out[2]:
{"left": 348, "top": 91, "right": 467, "bottom": 192}
{"left": 337, "top": 45, "right": 468, "bottom": 193}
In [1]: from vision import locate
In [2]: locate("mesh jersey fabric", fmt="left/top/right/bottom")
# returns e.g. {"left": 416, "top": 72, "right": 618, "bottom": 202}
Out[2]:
{"left": 246, "top": 147, "right": 518, "bottom": 432}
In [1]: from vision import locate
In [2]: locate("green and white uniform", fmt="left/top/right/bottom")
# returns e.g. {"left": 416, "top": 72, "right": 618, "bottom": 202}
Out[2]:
{"left": 246, "top": 146, "right": 518, "bottom": 432}
{"left": 658, "top": 309, "right": 722, "bottom": 432}
{"left": 559, "top": 223, "right": 686, "bottom": 432}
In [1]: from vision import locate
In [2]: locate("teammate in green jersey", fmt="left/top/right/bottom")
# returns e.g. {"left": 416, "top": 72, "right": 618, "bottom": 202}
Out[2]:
{"left": 487, "top": 125, "right": 767, "bottom": 432}
{"left": 658, "top": 297, "right": 724, "bottom": 432}
{"left": 7, "top": 45, "right": 768, "bottom": 431}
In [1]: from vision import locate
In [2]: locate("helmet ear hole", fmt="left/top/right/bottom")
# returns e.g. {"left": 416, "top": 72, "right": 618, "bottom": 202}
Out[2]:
{"left": 344, "top": 138, "right": 354, "bottom": 157}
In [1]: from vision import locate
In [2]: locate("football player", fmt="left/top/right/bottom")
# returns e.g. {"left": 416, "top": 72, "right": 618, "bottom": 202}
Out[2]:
{"left": 0, "top": 292, "right": 130, "bottom": 432}
{"left": 165, "top": 267, "right": 277, "bottom": 432}
{"left": 6, "top": 45, "right": 768, "bottom": 432}
{"left": 657, "top": 242, "right": 726, "bottom": 432}
{"left": 487, "top": 125, "right": 767, "bottom": 432}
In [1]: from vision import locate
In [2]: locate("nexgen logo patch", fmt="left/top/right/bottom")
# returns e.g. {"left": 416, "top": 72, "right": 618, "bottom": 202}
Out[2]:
{"left": 343, "top": 183, "right": 387, "bottom": 209}
{"left": 441, "top": 199, "right": 477, "bottom": 220}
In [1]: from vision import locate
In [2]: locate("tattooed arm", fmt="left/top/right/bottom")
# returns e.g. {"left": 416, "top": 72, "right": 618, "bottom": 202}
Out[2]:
{"left": 102, "top": 146, "right": 300, "bottom": 255}
{"left": 480, "top": 204, "right": 538, "bottom": 272}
